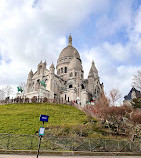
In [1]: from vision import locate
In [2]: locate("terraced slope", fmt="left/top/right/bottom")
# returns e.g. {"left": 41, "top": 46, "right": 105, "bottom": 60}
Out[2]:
{"left": 0, "top": 103, "right": 87, "bottom": 135}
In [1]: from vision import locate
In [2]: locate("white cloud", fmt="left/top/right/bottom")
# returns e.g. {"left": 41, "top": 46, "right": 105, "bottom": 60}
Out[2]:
{"left": 127, "top": 6, "right": 141, "bottom": 56}
{"left": 79, "top": 0, "right": 141, "bottom": 101}
{"left": 134, "top": 6, "right": 141, "bottom": 34}
{"left": 95, "top": 0, "right": 132, "bottom": 38}
{"left": 0, "top": 0, "right": 110, "bottom": 64}
{"left": 102, "top": 42, "right": 130, "bottom": 62}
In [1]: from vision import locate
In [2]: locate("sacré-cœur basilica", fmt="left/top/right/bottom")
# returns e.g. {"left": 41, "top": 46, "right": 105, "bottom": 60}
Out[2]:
{"left": 24, "top": 35, "right": 104, "bottom": 106}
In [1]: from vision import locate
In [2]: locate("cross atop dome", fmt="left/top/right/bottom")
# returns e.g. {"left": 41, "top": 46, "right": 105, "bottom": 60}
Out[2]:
{"left": 68, "top": 33, "right": 72, "bottom": 46}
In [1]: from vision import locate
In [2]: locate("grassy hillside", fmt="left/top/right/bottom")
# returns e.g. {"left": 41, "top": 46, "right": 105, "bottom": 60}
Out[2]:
{"left": 0, "top": 103, "right": 87, "bottom": 135}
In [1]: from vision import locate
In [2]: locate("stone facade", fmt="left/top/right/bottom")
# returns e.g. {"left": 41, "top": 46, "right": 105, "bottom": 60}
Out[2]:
{"left": 24, "top": 35, "right": 104, "bottom": 106}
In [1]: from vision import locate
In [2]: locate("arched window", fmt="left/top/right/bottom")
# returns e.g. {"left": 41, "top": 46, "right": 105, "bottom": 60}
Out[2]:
{"left": 32, "top": 82, "right": 34, "bottom": 90}
{"left": 95, "top": 89, "right": 96, "bottom": 94}
{"left": 81, "top": 84, "right": 84, "bottom": 89}
{"left": 61, "top": 68, "right": 63, "bottom": 73}
{"left": 35, "top": 79, "right": 40, "bottom": 90}
{"left": 75, "top": 72, "right": 77, "bottom": 77}
{"left": 69, "top": 72, "right": 73, "bottom": 77}
{"left": 65, "top": 94, "right": 66, "bottom": 100}
{"left": 69, "top": 84, "right": 73, "bottom": 88}
{"left": 28, "top": 84, "right": 32, "bottom": 92}
{"left": 64, "top": 67, "right": 67, "bottom": 73}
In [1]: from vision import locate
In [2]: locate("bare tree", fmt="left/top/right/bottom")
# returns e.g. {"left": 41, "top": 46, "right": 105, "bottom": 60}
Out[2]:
{"left": 132, "top": 71, "right": 141, "bottom": 91}
{"left": 4, "top": 85, "right": 13, "bottom": 98}
{"left": 100, "top": 106, "right": 128, "bottom": 134}
{"left": 0, "top": 88, "right": 5, "bottom": 100}
{"left": 109, "top": 89, "right": 121, "bottom": 105}
{"left": 83, "top": 92, "right": 110, "bottom": 118}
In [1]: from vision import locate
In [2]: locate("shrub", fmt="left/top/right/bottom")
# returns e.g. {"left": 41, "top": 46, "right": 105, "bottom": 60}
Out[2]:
{"left": 43, "top": 97, "right": 48, "bottom": 103}
{"left": 25, "top": 97, "right": 29, "bottom": 103}
{"left": 31, "top": 96, "right": 37, "bottom": 103}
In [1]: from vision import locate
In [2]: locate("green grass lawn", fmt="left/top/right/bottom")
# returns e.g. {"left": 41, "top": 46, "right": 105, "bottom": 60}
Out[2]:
{"left": 0, "top": 103, "right": 87, "bottom": 135}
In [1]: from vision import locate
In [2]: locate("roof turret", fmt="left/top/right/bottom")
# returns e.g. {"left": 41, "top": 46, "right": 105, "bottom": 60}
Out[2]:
{"left": 50, "top": 62, "right": 55, "bottom": 69}
{"left": 28, "top": 69, "right": 33, "bottom": 78}
{"left": 88, "top": 60, "right": 98, "bottom": 78}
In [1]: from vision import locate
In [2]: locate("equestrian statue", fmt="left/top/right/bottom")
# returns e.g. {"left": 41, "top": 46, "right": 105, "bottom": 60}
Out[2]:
{"left": 17, "top": 86, "right": 23, "bottom": 93}
{"left": 39, "top": 80, "right": 46, "bottom": 88}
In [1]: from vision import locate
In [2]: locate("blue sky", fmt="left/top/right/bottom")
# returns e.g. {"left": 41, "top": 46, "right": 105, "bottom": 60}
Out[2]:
{"left": 0, "top": 0, "right": 141, "bottom": 101}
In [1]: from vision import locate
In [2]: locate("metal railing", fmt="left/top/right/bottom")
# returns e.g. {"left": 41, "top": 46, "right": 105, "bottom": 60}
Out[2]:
{"left": 0, "top": 133, "right": 140, "bottom": 152}
{"left": 0, "top": 98, "right": 75, "bottom": 106}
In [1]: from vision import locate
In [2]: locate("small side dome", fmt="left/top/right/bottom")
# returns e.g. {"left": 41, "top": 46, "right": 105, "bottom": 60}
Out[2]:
{"left": 68, "top": 57, "right": 82, "bottom": 70}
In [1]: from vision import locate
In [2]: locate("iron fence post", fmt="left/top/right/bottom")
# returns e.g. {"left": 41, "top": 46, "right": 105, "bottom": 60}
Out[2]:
{"left": 104, "top": 140, "right": 106, "bottom": 151}
{"left": 30, "top": 135, "right": 33, "bottom": 150}
{"left": 71, "top": 138, "right": 74, "bottom": 151}
{"left": 89, "top": 139, "right": 92, "bottom": 152}
{"left": 130, "top": 141, "right": 132, "bottom": 151}
{"left": 6, "top": 134, "right": 10, "bottom": 150}
{"left": 118, "top": 141, "right": 120, "bottom": 152}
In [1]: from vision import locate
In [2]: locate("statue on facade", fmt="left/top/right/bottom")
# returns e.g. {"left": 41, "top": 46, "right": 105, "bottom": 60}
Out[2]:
{"left": 17, "top": 86, "right": 23, "bottom": 93}
{"left": 39, "top": 80, "right": 46, "bottom": 89}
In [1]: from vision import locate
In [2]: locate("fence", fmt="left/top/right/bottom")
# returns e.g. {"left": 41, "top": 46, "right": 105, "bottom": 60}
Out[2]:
{"left": 0, "top": 97, "right": 75, "bottom": 106}
{"left": 0, "top": 97, "right": 83, "bottom": 111}
{"left": 0, "top": 133, "right": 140, "bottom": 152}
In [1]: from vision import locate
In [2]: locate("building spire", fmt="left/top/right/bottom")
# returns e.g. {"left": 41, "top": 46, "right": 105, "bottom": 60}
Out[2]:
{"left": 92, "top": 60, "right": 95, "bottom": 66}
{"left": 28, "top": 69, "right": 33, "bottom": 78}
{"left": 68, "top": 33, "right": 72, "bottom": 46}
{"left": 50, "top": 62, "right": 55, "bottom": 74}
{"left": 88, "top": 60, "right": 98, "bottom": 78}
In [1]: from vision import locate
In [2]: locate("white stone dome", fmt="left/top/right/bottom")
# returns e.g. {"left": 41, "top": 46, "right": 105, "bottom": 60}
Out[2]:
{"left": 68, "top": 57, "right": 82, "bottom": 70}
{"left": 59, "top": 45, "right": 80, "bottom": 60}
{"left": 57, "top": 35, "right": 81, "bottom": 67}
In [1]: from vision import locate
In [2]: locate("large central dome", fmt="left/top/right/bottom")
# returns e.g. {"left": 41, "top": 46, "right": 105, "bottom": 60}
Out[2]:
{"left": 56, "top": 34, "right": 82, "bottom": 80}
{"left": 59, "top": 45, "right": 80, "bottom": 59}
{"left": 57, "top": 34, "right": 81, "bottom": 68}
